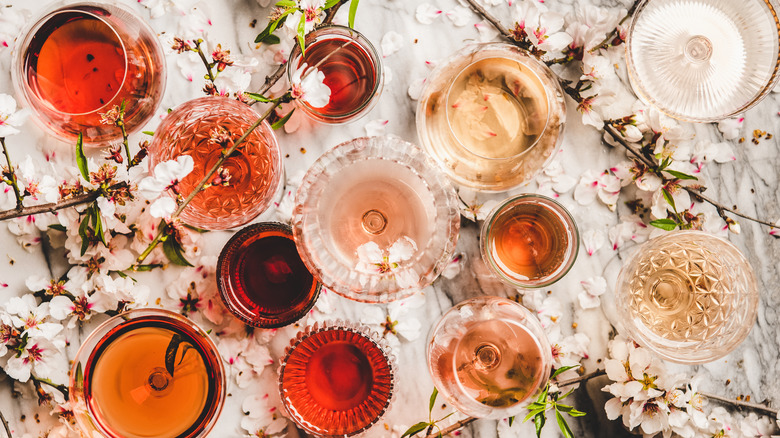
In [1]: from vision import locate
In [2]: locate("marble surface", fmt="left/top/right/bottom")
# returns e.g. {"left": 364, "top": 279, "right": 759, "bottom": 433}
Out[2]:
{"left": 0, "top": 0, "right": 779, "bottom": 437}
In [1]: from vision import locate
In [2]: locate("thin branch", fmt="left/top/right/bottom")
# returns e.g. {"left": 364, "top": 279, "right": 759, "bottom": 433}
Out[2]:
{"left": 699, "top": 392, "right": 779, "bottom": 416}
{"left": 587, "top": 0, "right": 641, "bottom": 53}
{"left": 558, "top": 369, "right": 607, "bottom": 387}
{"left": 0, "top": 182, "right": 129, "bottom": 221}
{"left": 424, "top": 416, "right": 477, "bottom": 438}
{"left": 193, "top": 39, "right": 216, "bottom": 83}
{"left": 0, "top": 405, "right": 10, "bottom": 438}
{"left": 463, "top": 0, "right": 511, "bottom": 37}
{"left": 1, "top": 138, "right": 23, "bottom": 211}
{"left": 604, "top": 123, "right": 778, "bottom": 229}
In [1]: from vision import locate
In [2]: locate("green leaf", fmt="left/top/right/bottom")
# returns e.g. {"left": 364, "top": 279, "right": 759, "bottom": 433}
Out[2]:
{"left": 534, "top": 412, "right": 546, "bottom": 438}
{"left": 165, "top": 333, "right": 183, "bottom": 376}
{"left": 176, "top": 344, "right": 195, "bottom": 366}
{"left": 665, "top": 169, "right": 698, "bottom": 181}
{"left": 142, "top": 131, "right": 154, "bottom": 136}
{"left": 297, "top": 13, "right": 306, "bottom": 56}
{"left": 133, "top": 264, "right": 159, "bottom": 272}
{"left": 74, "top": 362, "right": 84, "bottom": 392}
{"left": 275, "top": 0, "right": 296, "bottom": 6}
{"left": 92, "top": 203, "right": 108, "bottom": 247}
{"left": 536, "top": 383, "right": 550, "bottom": 404}
{"left": 48, "top": 224, "right": 66, "bottom": 232}
{"left": 429, "top": 387, "right": 438, "bottom": 414}
{"left": 75, "top": 133, "right": 89, "bottom": 181}
{"left": 567, "top": 409, "right": 587, "bottom": 417}
{"left": 348, "top": 0, "right": 360, "bottom": 28}
{"left": 508, "top": 416, "right": 514, "bottom": 427}
{"left": 271, "top": 109, "right": 295, "bottom": 130}
{"left": 244, "top": 92, "right": 273, "bottom": 103}
{"left": 551, "top": 365, "right": 578, "bottom": 380}
{"left": 256, "top": 33, "right": 281, "bottom": 45}
{"left": 324, "top": 0, "right": 340, "bottom": 7}
{"left": 662, "top": 188, "right": 677, "bottom": 212}
{"left": 555, "top": 409, "right": 575, "bottom": 438}
{"left": 523, "top": 407, "right": 546, "bottom": 423}
{"left": 163, "top": 236, "right": 194, "bottom": 267}
{"left": 650, "top": 218, "right": 678, "bottom": 231}
{"left": 78, "top": 207, "right": 92, "bottom": 256}
{"left": 400, "top": 422, "right": 430, "bottom": 438}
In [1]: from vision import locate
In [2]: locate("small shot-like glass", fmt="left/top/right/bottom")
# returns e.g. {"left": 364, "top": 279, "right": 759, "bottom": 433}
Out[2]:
{"left": 481, "top": 194, "right": 579, "bottom": 288}
{"left": 69, "top": 309, "right": 225, "bottom": 438}
{"left": 279, "top": 321, "right": 396, "bottom": 437}
{"left": 217, "top": 222, "right": 320, "bottom": 329}
{"left": 287, "top": 25, "right": 382, "bottom": 124}
{"left": 427, "top": 296, "right": 552, "bottom": 419}
{"left": 147, "top": 96, "right": 283, "bottom": 230}
{"left": 12, "top": 1, "right": 166, "bottom": 144}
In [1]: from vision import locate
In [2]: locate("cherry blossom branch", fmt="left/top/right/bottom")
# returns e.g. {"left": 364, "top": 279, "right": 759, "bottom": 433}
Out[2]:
{"left": 0, "top": 406, "right": 10, "bottom": 438}
{"left": 699, "top": 392, "right": 779, "bottom": 416}
{"left": 193, "top": 39, "right": 216, "bottom": 83}
{"left": 604, "top": 122, "right": 778, "bottom": 229}
{"left": 462, "top": 0, "right": 511, "bottom": 37}
{"left": 1, "top": 138, "right": 24, "bottom": 211}
{"left": 0, "top": 182, "right": 129, "bottom": 222}
{"left": 587, "top": 0, "right": 641, "bottom": 53}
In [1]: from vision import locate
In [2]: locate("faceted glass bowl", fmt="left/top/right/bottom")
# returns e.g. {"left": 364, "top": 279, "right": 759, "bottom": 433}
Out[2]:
{"left": 147, "top": 96, "right": 283, "bottom": 230}
{"left": 626, "top": 0, "right": 780, "bottom": 122}
{"left": 615, "top": 230, "right": 759, "bottom": 363}
{"left": 12, "top": 1, "right": 166, "bottom": 145}
{"left": 278, "top": 320, "right": 396, "bottom": 437}
{"left": 427, "top": 296, "right": 552, "bottom": 419}
{"left": 416, "top": 43, "right": 566, "bottom": 192}
{"left": 292, "top": 136, "right": 460, "bottom": 303}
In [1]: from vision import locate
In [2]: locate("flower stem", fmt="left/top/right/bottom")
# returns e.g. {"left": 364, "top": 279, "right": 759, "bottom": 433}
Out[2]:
{"left": 133, "top": 100, "right": 282, "bottom": 268}
{"left": 0, "top": 182, "right": 128, "bottom": 221}
{"left": 558, "top": 369, "right": 607, "bottom": 387}
{"left": 1, "top": 138, "right": 24, "bottom": 211}
{"left": 423, "top": 416, "right": 477, "bottom": 438}
{"left": 699, "top": 391, "right": 779, "bottom": 416}
{"left": 193, "top": 39, "right": 216, "bottom": 84}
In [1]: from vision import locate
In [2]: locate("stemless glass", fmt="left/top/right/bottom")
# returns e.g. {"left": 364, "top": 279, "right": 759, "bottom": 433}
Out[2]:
{"left": 417, "top": 43, "right": 566, "bottom": 192}
{"left": 481, "top": 194, "right": 579, "bottom": 288}
{"left": 69, "top": 309, "right": 225, "bottom": 438}
{"left": 287, "top": 25, "right": 383, "bottom": 124}
{"left": 427, "top": 296, "right": 552, "bottom": 419}
{"left": 615, "top": 230, "right": 759, "bottom": 363}
{"left": 147, "top": 96, "right": 283, "bottom": 230}
{"left": 217, "top": 222, "right": 321, "bottom": 328}
{"left": 278, "top": 321, "right": 396, "bottom": 437}
{"left": 12, "top": 1, "right": 166, "bottom": 144}
{"left": 292, "top": 136, "right": 460, "bottom": 303}
{"left": 626, "top": 0, "right": 780, "bottom": 122}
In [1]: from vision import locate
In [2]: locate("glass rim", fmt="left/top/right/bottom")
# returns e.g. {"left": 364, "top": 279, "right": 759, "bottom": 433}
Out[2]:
{"left": 480, "top": 194, "right": 579, "bottom": 288}
{"left": 442, "top": 45, "right": 553, "bottom": 162}
{"left": 68, "top": 308, "right": 226, "bottom": 438}
{"left": 14, "top": 3, "right": 132, "bottom": 117}
{"left": 286, "top": 24, "right": 383, "bottom": 122}
{"left": 216, "top": 222, "right": 321, "bottom": 328}
{"left": 625, "top": 0, "right": 780, "bottom": 122}
{"left": 278, "top": 319, "right": 397, "bottom": 437}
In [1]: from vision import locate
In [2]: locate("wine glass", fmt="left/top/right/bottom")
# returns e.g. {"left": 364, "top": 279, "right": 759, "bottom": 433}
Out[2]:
{"left": 416, "top": 43, "right": 566, "bottom": 191}
{"left": 292, "top": 136, "right": 460, "bottom": 303}
{"left": 217, "top": 222, "right": 321, "bottom": 328}
{"left": 12, "top": 1, "right": 166, "bottom": 145}
{"left": 625, "top": 0, "right": 780, "bottom": 121}
{"left": 278, "top": 320, "right": 396, "bottom": 437}
{"left": 481, "top": 194, "right": 579, "bottom": 288}
{"left": 69, "top": 309, "right": 225, "bottom": 438}
{"left": 147, "top": 96, "right": 283, "bottom": 230}
{"left": 427, "top": 296, "right": 552, "bottom": 419}
{"left": 615, "top": 230, "right": 759, "bottom": 363}
{"left": 287, "top": 25, "right": 383, "bottom": 124}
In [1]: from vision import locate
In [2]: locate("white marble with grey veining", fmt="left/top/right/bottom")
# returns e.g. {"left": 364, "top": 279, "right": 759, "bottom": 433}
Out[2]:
{"left": 0, "top": 0, "right": 779, "bottom": 437}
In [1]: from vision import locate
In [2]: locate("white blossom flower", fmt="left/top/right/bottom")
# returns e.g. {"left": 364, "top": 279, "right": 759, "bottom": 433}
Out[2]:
{"left": 581, "top": 229, "right": 606, "bottom": 256}
{"left": 578, "top": 276, "right": 606, "bottom": 309}
{"left": 241, "top": 393, "right": 287, "bottom": 437}
{"left": 574, "top": 170, "right": 622, "bottom": 210}
{"left": 0, "top": 94, "right": 28, "bottom": 136}
{"left": 290, "top": 63, "right": 331, "bottom": 108}
{"left": 381, "top": 31, "right": 403, "bottom": 57}
{"left": 138, "top": 155, "right": 193, "bottom": 218}
{"left": 5, "top": 295, "right": 62, "bottom": 340}
{"left": 5, "top": 338, "right": 68, "bottom": 384}
{"left": 511, "top": 0, "right": 573, "bottom": 52}
{"left": 717, "top": 116, "right": 744, "bottom": 140}
{"left": 458, "top": 189, "right": 500, "bottom": 222}
{"left": 355, "top": 236, "right": 419, "bottom": 289}
{"left": 360, "top": 300, "right": 422, "bottom": 350}
{"left": 285, "top": 0, "right": 326, "bottom": 34}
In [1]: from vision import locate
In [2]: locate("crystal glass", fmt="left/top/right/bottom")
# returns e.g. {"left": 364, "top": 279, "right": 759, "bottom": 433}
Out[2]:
{"left": 292, "top": 136, "right": 460, "bottom": 303}
{"left": 427, "top": 296, "right": 552, "bottom": 419}
{"left": 278, "top": 321, "right": 396, "bottom": 437}
{"left": 147, "top": 96, "right": 283, "bottom": 230}
{"left": 417, "top": 43, "right": 566, "bottom": 192}
{"left": 287, "top": 25, "right": 383, "bottom": 124}
{"left": 217, "top": 222, "right": 321, "bottom": 328}
{"left": 69, "top": 309, "right": 225, "bottom": 438}
{"left": 12, "top": 1, "right": 166, "bottom": 145}
{"left": 481, "top": 194, "right": 579, "bottom": 288}
{"left": 615, "top": 230, "right": 759, "bottom": 363}
{"left": 626, "top": 0, "right": 780, "bottom": 122}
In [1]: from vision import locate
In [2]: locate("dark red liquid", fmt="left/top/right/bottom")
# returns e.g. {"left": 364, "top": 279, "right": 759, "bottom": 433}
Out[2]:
{"left": 217, "top": 223, "right": 319, "bottom": 328}
{"left": 299, "top": 37, "right": 377, "bottom": 116}
{"left": 281, "top": 328, "right": 394, "bottom": 436}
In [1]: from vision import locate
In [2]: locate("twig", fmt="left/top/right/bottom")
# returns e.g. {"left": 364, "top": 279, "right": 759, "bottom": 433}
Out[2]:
{"left": 558, "top": 369, "right": 607, "bottom": 387}
{"left": 462, "top": 0, "right": 511, "bottom": 37}
{"left": 587, "top": 0, "right": 641, "bottom": 53}
{"left": 0, "top": 182, "right": 129, "bottom": 221}
{"left": 604, "top": 123, "right": 778, "bottom": 229}
{"left": 1, "top": 138, "right": 23, "bottom": 211}
{"left": 699, "top": 392, "right": 779, "bottom": 416}
{"left": 0, "top": 406, "right": 10, "bottom": 438}
{"left": 193, "top": 39, "right": 216, "bottom": 83}
{"left": 424, "top": 416, "right": 477, "bottom": 438}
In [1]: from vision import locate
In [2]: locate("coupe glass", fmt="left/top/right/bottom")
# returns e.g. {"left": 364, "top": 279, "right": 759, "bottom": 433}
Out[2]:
{"left": 626, "top": 0, "right": 780, "bottom": 122}
{"left": 69, "top": 309, "right": 225, "bottom": 438}
{"left": 217, "top": 222, "right": 321, "bottom": 328}
{"left": 427, "top": 296, "right": 552, "bottom": 419}
{"left": 416, "top": 43, "right": 566, "bottom": 192}
{"left": 615, "top": 230, "right": 759, "bottom": 363}
{"left": 292, "top": 136, "right": 460, "bottom": 303}
{"left": 278, "top": 320, "right": 396, "bottom": 437}
{"left": 147, "top": 96, "right": 283, "bottom": 230}
{"left": 287, "top": 25, "right": 383, "bottom": 124}
{"left": 12, "top": 1, "right": 166, "bottom": 144}
{"left": 481, "top": 194, "right": 579, "bottom": 288}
